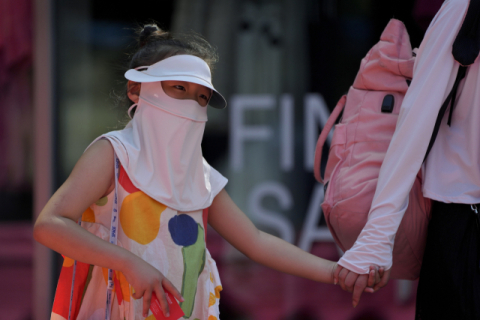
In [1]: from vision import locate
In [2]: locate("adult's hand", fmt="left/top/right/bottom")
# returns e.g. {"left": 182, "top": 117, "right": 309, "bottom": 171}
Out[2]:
{"left": 334, "top": 265, "right": 390, "bottom": 307}
{"left": 373, "top": 267, "right": 390, "bottom": 291}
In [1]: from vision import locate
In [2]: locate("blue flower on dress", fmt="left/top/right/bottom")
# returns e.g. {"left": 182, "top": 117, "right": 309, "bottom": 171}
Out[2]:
{"left": 168, "top": 214, "right": 198, "bottom": 247}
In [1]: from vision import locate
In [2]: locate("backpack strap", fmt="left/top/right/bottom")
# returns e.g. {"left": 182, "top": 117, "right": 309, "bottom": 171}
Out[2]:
{"left": 314, "top": 95, "right": 346, "bottom": 183}
{"left": 424, "top": 0, "right": 480, "bottom": 162}
{"left": 424, "top": 66, "right": 467, "bottom": 162}
{"left": 452, "top": 0, "right": 480, "bottom": 67}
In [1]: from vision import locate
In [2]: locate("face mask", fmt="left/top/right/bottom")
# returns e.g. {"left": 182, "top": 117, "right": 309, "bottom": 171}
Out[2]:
{"left": 100, "top": 81, "right": 227, "bottom": 211}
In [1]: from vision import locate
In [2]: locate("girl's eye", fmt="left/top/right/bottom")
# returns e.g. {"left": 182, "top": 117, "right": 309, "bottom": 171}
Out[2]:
{"left": 200, "top": 94, "right": 209, "bottom": 100}
{"left": 174, "top": 85, "right": 186, "bottom": 91}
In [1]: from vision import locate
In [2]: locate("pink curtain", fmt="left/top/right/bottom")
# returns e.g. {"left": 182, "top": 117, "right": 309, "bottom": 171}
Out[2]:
{"left": 0, "top": 0, "right": 33, "bottom": 191}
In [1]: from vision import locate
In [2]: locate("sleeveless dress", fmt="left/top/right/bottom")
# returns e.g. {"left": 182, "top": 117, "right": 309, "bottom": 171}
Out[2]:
{"left": 50, "top": 164, "right": 222, "bottom": 320}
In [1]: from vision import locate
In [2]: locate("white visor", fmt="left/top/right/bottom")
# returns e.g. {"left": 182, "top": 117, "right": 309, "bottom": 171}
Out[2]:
{"left": 125, "top": 54, "right": 227, "bottom": 109}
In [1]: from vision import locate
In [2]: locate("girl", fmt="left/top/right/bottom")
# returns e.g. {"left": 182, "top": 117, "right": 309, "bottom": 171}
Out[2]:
{"left": 34, "top": 24, "right": 379, "bottom": 320}
{"left": 334, "top": 0, "right": 480, "bottom": 318}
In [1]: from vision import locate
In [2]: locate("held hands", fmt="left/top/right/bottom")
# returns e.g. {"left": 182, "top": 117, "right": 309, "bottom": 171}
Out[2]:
{"left": 122, "top": 257, "right": 183, "bottom": 318}
{"left": 333, "top": 265, "right": 391, "bottom": 307}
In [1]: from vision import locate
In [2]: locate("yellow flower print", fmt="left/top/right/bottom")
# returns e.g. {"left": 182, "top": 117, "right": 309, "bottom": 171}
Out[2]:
{"left": 120, "top": 192, "right": 166, "bottom": 245}
{"left": 215, "top": 285, "right": 222, "bottom": 299}
{"left": 209, "top": 292, "right": 216, "bottom": 307}
{"left": 81, "top": 208, "right": 95, "bottom": 223}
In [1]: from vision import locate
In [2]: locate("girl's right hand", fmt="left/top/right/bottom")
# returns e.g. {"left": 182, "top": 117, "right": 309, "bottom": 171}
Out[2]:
{"left": 33, "top": 139, "right": 183, "bottom": 317}
{"left": 122, "top": 257, "right": 184, "bottom": 318}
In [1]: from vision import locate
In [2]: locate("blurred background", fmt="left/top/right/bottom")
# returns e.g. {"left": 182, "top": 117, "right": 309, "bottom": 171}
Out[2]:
{"left": 1, "top": 0, "right": 442, "bottom": 319}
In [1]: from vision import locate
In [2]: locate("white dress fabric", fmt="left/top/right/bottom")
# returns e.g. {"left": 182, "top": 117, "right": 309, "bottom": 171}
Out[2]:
{"left": 70, "top": 177, "right": 223, "bottom": 320}
{"left": 339, "top": 0, "right": 480, "bottom": 273}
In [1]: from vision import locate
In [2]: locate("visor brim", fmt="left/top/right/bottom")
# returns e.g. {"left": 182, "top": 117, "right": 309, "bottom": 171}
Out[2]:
{"left": 125, "top": 69, "right": 227, "bottom": 109}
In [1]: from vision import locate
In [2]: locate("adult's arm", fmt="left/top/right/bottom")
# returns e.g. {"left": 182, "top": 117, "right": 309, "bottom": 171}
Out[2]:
{"left": 339, "top": 0, "right": 468, "bottom": 275}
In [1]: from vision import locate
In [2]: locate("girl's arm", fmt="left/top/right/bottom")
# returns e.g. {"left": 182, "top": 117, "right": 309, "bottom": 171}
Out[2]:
{"left": 209, "top": 189, "right": 379, "bottom": 286}
{"left": 33, "top": 139, "right": 182, "bottom": 318}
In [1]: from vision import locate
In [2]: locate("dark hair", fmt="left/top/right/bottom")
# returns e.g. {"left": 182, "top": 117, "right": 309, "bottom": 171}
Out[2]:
{"left": 129, "top": 23, "right": 218, "bottom": 70}
{"left": 120, "top": 23, "right": 218, "bottom": 117}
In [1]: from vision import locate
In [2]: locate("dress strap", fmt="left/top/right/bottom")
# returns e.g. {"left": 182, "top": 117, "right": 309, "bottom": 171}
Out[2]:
{"left": 105, "top": 152, "right": 120, "bottom": 320}
{"left": 67, "top": 219, "right": 82, "bottom": 320}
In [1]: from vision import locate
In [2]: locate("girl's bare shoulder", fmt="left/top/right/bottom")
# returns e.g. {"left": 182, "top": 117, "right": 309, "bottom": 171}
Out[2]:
{"left": 76, "top": 139, "right": 114, "bottom": 171}
{"left": 68, "top": 138, "right": 115, "bottom": 197}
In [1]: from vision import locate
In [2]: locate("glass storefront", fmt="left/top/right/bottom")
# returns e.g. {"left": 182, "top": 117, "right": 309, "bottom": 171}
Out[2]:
{"left": 27, "top": 0, "right": 441, "bottom": 318}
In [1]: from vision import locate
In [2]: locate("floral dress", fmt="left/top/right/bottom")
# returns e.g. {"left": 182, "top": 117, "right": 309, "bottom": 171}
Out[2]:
{"left": 50, "top": 164, "right": 222, "bottom": 320}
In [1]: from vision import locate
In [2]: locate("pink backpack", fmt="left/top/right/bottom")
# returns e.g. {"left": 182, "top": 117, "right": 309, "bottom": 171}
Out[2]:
{"left": 313, "top": 19, "right": 432, "bottom": 280}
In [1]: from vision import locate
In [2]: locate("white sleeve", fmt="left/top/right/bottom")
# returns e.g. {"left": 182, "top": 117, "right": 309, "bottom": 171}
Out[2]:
{"left": 203, "top": 158, "right": 228, "bottom": 199}
{"left": 338, "top": 0, "right": 469, "bottom": 274}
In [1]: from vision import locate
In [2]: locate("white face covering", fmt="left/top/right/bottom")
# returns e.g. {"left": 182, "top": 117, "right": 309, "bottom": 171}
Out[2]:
{"left": 100, "top": 81, "right": 227, "bottom": 212}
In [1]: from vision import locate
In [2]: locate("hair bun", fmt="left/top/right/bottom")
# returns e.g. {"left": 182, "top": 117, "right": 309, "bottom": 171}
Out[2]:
{"left": 138, "top": 24, "right": 170, "bottom": 47}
